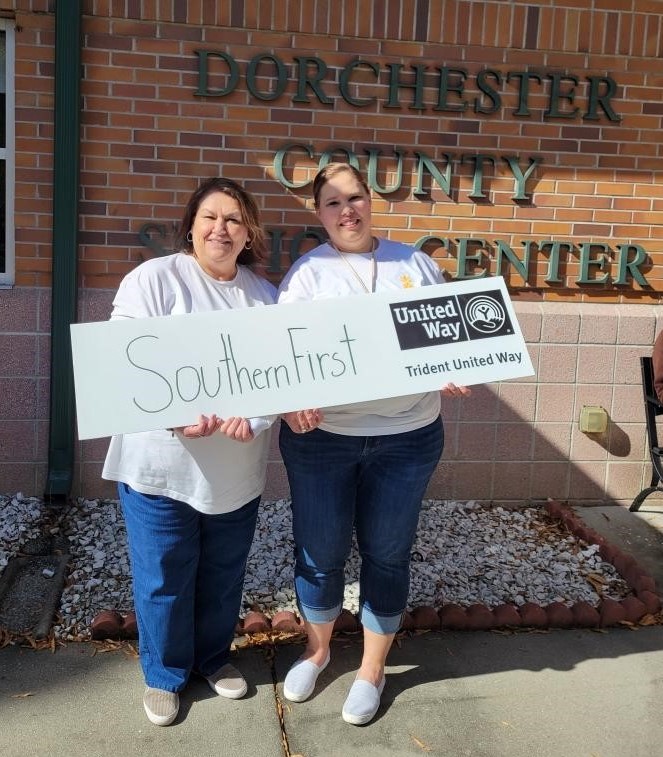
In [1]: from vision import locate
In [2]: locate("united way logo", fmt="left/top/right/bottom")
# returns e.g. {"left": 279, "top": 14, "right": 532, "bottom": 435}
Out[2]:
{"left": 456, "top": 290, "right": 514, "bottom": 341}
{"left": 389, "top": 289, "right": 515, "bottom": 350}
{"left": 464, "top": 295, "right": 506, "bottom": 333}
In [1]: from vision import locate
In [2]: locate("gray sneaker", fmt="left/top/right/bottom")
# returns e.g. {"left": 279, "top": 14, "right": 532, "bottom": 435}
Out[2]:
{"left": 341, "top": 677, "right": 385, "bottom": 726}
{"left": 283, "top": 651, "right": 330, "bottom": 702}
{"left": 143, "top": 687, "right": 179, "bottom": 726}
{"left": 205, "top": 663, "right": 248, "bottom": 699}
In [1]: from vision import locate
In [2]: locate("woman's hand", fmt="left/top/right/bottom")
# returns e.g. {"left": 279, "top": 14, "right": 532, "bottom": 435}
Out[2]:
{"left": 217, "top": 416, "right": 254, "bottom": 443}
{"left": 178, "top": 414, "right": 223, "bottom": 438}
{"left": 282, "top": 408, "right": 323, "bottom": 434}
{"left": 177, "top": 414, "right": 255, "bottom": 442}
{"left": 441, "top": 383, "right": 472, "bottom": 398}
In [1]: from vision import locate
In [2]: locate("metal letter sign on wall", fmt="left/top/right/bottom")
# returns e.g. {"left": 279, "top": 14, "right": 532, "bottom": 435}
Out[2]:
{"left": 139, "top": 50, "right": 648, "bottom": 291}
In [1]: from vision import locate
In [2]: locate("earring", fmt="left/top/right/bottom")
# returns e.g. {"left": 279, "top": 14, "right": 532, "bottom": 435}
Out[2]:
{"left": 245, "top": 240, "right": 252, "bottom": 250}
{"left": 186, "top": 231, "right": 193, "bottom": 243}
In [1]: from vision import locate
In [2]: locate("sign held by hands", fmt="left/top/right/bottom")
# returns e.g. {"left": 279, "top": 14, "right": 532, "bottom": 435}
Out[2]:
{"left": 71, "top": 277, "right": 534, "bottom": 439}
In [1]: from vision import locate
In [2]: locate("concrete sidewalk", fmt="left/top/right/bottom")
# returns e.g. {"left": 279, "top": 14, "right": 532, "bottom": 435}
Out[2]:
{"left": 2, "top": 503, "right": 663, "bottom": 757}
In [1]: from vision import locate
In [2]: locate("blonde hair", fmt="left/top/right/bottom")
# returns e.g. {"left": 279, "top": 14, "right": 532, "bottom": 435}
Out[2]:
{"left": 312, "top": 163, "right": 371, "bottom": 209}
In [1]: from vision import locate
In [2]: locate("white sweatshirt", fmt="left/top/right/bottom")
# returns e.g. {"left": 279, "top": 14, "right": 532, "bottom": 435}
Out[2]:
{"left": 102, "top": 253, "right": 277, "bottom": 514}
{"left": 277, "top": 238, "right": 443, "bottom": 435}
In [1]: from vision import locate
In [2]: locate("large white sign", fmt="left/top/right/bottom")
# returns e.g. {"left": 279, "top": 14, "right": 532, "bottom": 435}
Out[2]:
{"left": 71, "top": 277, "right": 534, "bottom": 439}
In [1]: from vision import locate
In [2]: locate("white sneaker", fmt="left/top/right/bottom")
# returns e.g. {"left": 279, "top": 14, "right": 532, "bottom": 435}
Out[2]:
{"left": 341, "top": 677, "right": 386, "bottom": 725}
{"left": 282, "top": 652, "right": 331, "bottom": 702}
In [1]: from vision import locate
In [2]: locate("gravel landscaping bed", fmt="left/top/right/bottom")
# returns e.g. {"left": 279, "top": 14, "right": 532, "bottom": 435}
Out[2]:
{"left": 0, "top": 493, "right": 631, "bottom": 641}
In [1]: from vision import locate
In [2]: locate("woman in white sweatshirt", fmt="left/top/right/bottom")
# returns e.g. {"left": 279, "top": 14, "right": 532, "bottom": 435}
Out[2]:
{"left": 277, "top": 163, "right": 470, "bottom": 726}
{"left": 102, "top": 177, "right": 275, "bottom": 727}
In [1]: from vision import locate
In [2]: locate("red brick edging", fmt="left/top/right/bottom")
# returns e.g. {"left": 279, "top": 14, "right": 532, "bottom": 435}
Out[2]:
{"left": 90, "top": 501, "right": 662, "bottom": 640}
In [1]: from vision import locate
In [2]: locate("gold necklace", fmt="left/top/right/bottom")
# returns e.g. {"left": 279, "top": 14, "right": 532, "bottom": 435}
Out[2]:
{"left": 331, "top": 237, "right": 378, "bottom": 294}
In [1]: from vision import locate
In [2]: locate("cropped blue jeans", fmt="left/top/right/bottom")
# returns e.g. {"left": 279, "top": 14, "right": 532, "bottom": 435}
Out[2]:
{"left": 118, "top": 483, "right": 260, "bottom": 692}
{"left": 279, "top": 416, "right": 443, "bottom": 635}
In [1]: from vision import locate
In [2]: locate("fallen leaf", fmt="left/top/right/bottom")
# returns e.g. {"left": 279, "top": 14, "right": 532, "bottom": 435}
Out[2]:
{"left": 618, "top": 620, "right": 637, "bottom": 629}
{"left": 410, "top": 734, "right": 432, "bottom": 751}
{"left": 586, "top": 574, "right": 607, "bottom": 595}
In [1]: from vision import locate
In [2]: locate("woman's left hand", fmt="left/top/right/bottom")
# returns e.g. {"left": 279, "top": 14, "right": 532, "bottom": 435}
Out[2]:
{"left": 441, "top": 382, "right": 472, "bottom": 397}
{"left": 178, "top": 414, "right": 254, "bottom": 442}
{"left": 179, "top": 414, "right": 223, "bottom": 438}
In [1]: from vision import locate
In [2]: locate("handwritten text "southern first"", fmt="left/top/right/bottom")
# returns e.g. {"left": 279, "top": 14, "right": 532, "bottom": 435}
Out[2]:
{"left": 125, "top": 324, "right": 358, "bottom": 414}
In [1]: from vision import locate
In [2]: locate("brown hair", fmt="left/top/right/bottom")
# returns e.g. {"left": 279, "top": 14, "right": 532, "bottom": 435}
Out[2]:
{"left": 176, "top": 177, "right": 266, "bottom": 265}
{"left": 312, "top": 162, "right": 371, "bottom": 209}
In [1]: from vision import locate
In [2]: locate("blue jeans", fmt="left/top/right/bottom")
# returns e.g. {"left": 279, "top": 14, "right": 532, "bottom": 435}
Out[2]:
{"left": 279, "top": 417, "right": 443, "bottom": 635}
{"left": 118, "top": 483, "right": 260, "bottom": 692}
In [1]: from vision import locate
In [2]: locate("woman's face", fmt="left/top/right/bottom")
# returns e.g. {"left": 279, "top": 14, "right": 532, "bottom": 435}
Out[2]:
{"left": 316, "top": 170, "right": 373, "bottom": 253}
{"left": 190, "top": 190, "right": 248, "bottom": 280}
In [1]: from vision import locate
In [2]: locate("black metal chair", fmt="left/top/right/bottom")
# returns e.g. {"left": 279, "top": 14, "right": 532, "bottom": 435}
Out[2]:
{"left": 630, "top": 355, "right": 663, "bottom": 511}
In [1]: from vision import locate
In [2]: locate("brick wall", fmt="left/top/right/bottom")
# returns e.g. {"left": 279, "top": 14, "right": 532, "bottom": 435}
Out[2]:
{"left": 2, "top": 0, "right": 663, "bottom": 503}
